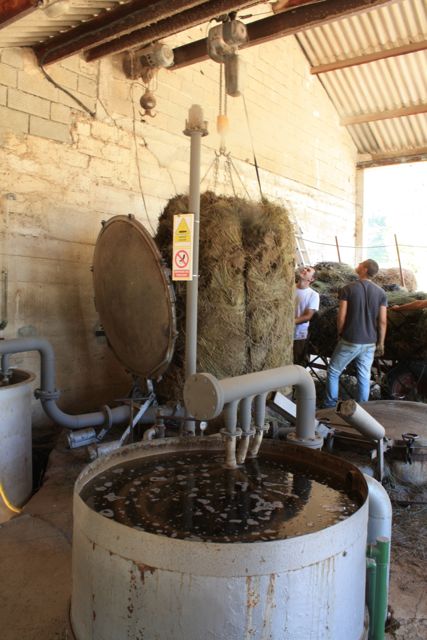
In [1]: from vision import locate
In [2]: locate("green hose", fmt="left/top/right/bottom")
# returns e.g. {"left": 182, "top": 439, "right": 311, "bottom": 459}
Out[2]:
{"left": 367, "top": 537, "right": 391, "bottom": 640}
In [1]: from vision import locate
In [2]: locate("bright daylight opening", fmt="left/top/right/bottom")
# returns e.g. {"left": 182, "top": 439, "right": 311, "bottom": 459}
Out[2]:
{"left": 363, "top": 161, "right": 427, "bottom": 291}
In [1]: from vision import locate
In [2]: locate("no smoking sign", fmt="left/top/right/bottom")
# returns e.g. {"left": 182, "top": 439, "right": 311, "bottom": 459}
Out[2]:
{"left": 172, "top": 213, "right": 194, "bottom": 281}
{"left": 174, "top": 249, "right": 189, "bottom": 268}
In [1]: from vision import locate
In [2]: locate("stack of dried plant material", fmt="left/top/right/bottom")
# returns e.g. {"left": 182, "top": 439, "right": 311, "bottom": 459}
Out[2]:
{"left": 155, "top": 192, "right": 295, "bottom": 400}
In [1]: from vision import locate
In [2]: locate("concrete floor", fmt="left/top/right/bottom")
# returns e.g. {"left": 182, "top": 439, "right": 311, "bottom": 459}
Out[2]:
{"left": 0, "top": 436, "right": 82, "bottom": 640}
{"left": 0, "top": 429, "right": 426, "bottom": 640}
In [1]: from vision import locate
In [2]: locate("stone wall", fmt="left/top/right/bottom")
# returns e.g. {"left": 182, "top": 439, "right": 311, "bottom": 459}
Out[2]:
{"left": 0, "top": 33, "right": 358, "bottom": 428}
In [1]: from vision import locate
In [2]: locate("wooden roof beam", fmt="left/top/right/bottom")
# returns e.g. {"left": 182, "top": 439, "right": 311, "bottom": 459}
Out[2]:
{"left": 0, "top": 0, "right": 38, "bottom": 28}
{"left": 341, "top": 103, "right": 427, "bottom": 125}
{"left": 84, "top": 0, "right": 258, "bottom": 62}
{"left": 357, "top": 147, "right": 427, "bottom": 168}
{"left": 172, "top": 0, "right": 394, "bottom": 70}
{"left": 273, "top": 0, "right": 328, "bottom": 11}
{"left": 35, "top": 0, "right": 210, "bottom": 65}
{"left": 311, "top": 40, "right": 427, "bottom": 74}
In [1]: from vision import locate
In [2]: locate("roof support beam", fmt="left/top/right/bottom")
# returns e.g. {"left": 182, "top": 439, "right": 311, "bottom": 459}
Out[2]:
{"left": 172, "top": 0, "right": 394, "bottom": 70}
{"left": 273, "top": 0, "right": 328, "bottom": 10}
{"left": 311, "top": 40, "right": 427, "bottom": 74}
{"left": 84, "top": 0, "right": 258, "bottom": 62}
{"left": 35, "top": 0, "right": 210, "bottom": 65}
{"left": 357, "top": 147, "right": 427, "bottom": 168}
{"left": 0, "top": 0, "right": 38, "bottom": 28}
{"left": 341, "top": 103, "right": 427, "bottom": 125}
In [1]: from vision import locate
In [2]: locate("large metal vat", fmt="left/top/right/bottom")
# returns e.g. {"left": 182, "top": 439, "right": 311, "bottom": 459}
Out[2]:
{"left": 71, "top": 437, "right": 369, "bottom": 640}
{"left": 0, "top": 369, "right": 35, "bottom": 510}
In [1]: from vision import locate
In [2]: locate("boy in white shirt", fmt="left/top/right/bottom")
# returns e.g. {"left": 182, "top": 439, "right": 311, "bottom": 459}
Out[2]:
{"left": 294, "top": 266, "right": 320, "bottom": 366}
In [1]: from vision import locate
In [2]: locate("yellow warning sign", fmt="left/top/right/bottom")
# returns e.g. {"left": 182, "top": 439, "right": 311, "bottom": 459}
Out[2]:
{"left": 172, "top": 213, "right": 194, "bottom": 281}
{"left": 174, "top": 217, "right": 192, "bottom": 244}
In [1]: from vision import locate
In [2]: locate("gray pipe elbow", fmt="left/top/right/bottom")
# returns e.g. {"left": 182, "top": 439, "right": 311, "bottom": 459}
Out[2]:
{"left": 0, "top": 337, "right": 56, "bottom": 389}
{"left": 0, "top": 337, "right": 130, "bottom": 431}
{"left": 42, "top": 399, "right": 130, "bottom": 431}
{"left": 364, "top": 474, "right": 392, "bottom": 544}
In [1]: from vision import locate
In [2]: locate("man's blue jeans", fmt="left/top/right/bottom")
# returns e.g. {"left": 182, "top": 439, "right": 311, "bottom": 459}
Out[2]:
{"left": 324, "top": 339, "right": 376, "bottom": 408}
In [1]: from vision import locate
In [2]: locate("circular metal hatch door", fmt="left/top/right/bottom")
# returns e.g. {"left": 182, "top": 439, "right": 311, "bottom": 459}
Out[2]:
{"left": 92, "top": 215, "right": 176, "bottom": 380}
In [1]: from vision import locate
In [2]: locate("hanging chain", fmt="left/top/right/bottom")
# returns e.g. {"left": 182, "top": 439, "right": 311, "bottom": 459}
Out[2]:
{"left": 200, "top": 62, "right": 250, "bottom": 198}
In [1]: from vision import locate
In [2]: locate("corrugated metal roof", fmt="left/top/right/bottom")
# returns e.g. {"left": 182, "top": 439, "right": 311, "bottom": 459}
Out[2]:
{"left": 297, "top": 0, "right": 427, "bottom": 161}
{"left": 0, "top": 1, "right": 128, "bottom": 47}
{"left": 0, "top": 0, "right": 425, "bottom": 162}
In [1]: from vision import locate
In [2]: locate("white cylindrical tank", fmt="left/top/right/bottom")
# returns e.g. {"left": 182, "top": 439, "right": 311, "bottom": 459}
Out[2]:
{"left": 0, "top": 369, "right": 35, "bottom": 512}
{"left": 71, "top": 439, "right": 369, "bottom": 640}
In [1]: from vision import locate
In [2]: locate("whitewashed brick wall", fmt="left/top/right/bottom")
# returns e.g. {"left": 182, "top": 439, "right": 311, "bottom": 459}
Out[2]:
{"left": 0, "top": 34, "right": 357, "bottom": 428}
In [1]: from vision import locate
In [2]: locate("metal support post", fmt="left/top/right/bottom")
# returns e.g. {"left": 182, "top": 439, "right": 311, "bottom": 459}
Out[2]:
{"left": 183, "top": 105, "right": 208, "bottom": 434}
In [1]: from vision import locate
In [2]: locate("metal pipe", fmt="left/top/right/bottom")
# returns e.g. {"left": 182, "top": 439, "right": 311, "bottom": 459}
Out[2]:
{"left": 1, "top": 352, "right": 11, "bottom": 382}
{"left": 88, "top": 440, "right": 122, "bottom": 460}
{"left": 364, "top": 473, "right": 392, "bottom": 637}
{"left": 337, "top": 400, "right": 386, "bottom": 441}
{"left": 183, "top": 105, "right": 208, "bottom": 435}
{"left": 184, "top": 106, "right": 206, "bottom": 382}
{"left": 248, "top": 393, "right": 268, "bottom": 457}
{"left": 183, "top": 365, "right": 323, "bottom": 449}
{"left": 239, "top": 396, "right": 253, "bottom": 433}
{"left": 0, "top": 337, "right": 56, "bottom": 390}
{"left": 1, "top": 353, "right": 11, "bottom": 374}
{"left": 223, "top": 400, "right": 238, "bottom": 435}
{"left": 254, "top": 393, "right": 267, "bottom": 427}
{"left": 184, "top": 130, "right": 201, "bottom": 383}
{"left": 236, "top": 396, "right": 254, "bottom": 465}
{"left": 223, "top": 400, "right": 239, "bottom": 468}
{"left": 0, "top": 337, "right": 130, "bottom": 430}
{"left": 364, "top": 475, "right": 392, "bottom": 545}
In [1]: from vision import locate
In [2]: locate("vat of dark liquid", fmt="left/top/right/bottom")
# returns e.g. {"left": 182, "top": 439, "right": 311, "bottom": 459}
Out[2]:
{"left": 71, "top": 437, "right": 369, "bottom": 640}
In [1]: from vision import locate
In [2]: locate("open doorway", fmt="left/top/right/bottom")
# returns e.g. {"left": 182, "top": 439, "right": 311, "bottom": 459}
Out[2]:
{"left": 363, "top": 161, "right": 427, "bottom": 290}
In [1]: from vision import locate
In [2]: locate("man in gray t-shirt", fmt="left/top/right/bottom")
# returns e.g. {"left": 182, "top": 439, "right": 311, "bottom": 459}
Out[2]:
{"left": 324, "top": 259, "right": 387, "bottom": 407}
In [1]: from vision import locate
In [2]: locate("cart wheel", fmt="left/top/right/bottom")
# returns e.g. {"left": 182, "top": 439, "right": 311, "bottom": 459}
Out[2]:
{"left": 388, "top": 369, "right": 418, "bottom": 401}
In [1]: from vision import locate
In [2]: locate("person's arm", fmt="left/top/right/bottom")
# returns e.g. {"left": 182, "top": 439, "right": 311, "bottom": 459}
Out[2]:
{"left": 337, "top": 300, "right": 347, "bottom": 336}
{"left": 375, "top": 305, "right": 387, "bottom": 355}
{"left": 391, "top": 299, "right": 427, "bottom": 311}
{"left": 295, "top": 308, "right": 316, "bottom": 325}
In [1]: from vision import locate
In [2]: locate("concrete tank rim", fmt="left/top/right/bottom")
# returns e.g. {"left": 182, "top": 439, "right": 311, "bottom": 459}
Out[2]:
{"left": 0, "top": 369, "right": 36, "bottom": 390}
{"left": 73, "top": 437, "right": 369, "bottom": 577}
